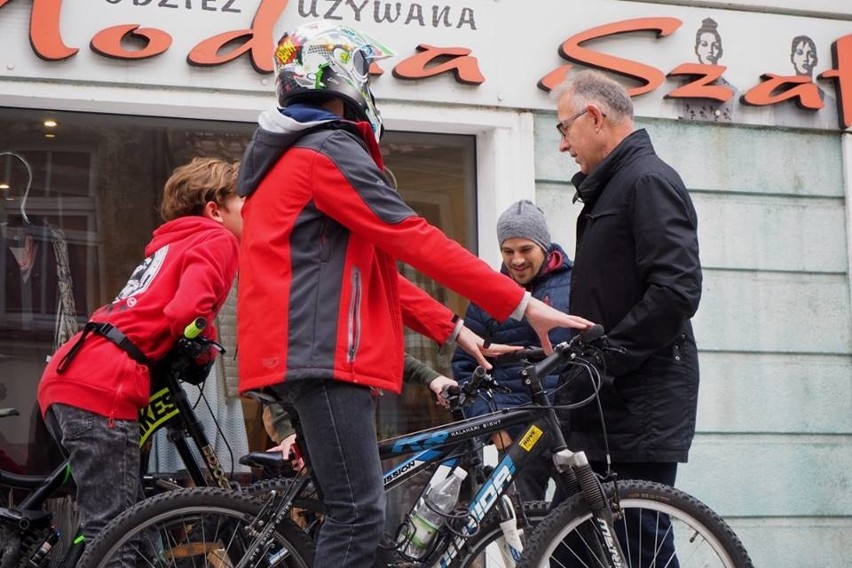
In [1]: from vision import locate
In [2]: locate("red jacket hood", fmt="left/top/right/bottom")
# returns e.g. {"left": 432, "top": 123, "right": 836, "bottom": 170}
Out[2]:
{"left": 147, "top": 216, "right": 224, "bottom": 255}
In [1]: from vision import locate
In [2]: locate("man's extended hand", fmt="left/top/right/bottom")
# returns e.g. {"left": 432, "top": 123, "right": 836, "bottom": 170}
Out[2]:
{"left": 523, "top": 297, "right": 594, "bottom": 353}
{"left": 456, "top": 325, "right": 522, "bottom": 370}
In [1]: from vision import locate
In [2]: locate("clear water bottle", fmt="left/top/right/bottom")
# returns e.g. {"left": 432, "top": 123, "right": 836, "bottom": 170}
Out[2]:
{"left": 402, "top": 467, "right": 468, "bottom": 559}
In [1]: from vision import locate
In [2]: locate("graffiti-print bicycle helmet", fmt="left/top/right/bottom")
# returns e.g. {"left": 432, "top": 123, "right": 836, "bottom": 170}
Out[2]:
{"left": 274, "top": 21, "right": 395, "bottom": 141}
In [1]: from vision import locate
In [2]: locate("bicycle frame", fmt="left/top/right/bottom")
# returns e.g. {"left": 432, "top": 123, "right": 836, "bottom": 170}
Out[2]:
{"left": 140, "top": 368, "right": 232, "bottom": 490}
{"left": 382, "top": 407, "right": 559, "bottom": 565}
{"left": 257, "top": 336, "right": 629, "bottom": 567}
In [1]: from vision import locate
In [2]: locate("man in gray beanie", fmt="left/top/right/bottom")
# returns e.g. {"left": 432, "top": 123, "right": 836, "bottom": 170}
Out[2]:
{"left": 497, "top": 199, "right": 551, "bottom": 254}
{"left": 452, "top": 199, "right": 573, "bottom": 501}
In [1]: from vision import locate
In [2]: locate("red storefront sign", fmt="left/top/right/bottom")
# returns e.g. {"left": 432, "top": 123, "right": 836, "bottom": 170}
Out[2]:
{"left": 2, "top": 0, "right": 849, "bottom": 129}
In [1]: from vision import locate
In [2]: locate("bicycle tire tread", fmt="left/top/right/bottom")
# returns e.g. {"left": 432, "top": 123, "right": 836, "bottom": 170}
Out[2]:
{"left": 517, "top": 479, "right": 754, "bottom": 568}
{"left": 76, "top": 487, "right": 315, "bottom": 568}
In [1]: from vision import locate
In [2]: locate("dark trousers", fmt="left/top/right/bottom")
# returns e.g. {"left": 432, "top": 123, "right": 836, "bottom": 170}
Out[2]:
{"left": 44, "top": 404, "right": 142, "bottom": 540}
{"left": 274, "top": 380, "right": 386, "bottom": 568}
{"left": 552, "top": 461, "right": 679, "bottom": 568}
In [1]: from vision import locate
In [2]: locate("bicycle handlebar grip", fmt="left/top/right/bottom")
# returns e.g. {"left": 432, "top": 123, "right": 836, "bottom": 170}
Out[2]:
{"left": 493, "top": 347, "right": 547, "bottom": 365}
{"left": 579, "top": 324, "right": 605, "bottom": 343}
{"left": 442, "top": 385, "right": 461, "bottom": 397}
{"left": 183, "top": 317, "right": 207, "bottom": 339}
{"left": 471, "top": 366, "right": 487, "bottom": 385}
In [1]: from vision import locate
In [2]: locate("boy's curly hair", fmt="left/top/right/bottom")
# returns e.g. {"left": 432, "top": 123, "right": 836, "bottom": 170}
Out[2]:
{"left": 160, "top": 157, "right": 240, "bottom": 221}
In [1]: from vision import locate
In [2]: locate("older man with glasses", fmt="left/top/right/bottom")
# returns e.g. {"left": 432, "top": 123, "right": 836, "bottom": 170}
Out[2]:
{"left": 550, "top": 69, "right": 703, "bottom": 567}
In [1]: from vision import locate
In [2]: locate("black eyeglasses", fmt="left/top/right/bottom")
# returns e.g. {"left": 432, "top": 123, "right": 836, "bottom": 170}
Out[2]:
{"left": 556, "top": 109, "right": 587, "bottom": 139}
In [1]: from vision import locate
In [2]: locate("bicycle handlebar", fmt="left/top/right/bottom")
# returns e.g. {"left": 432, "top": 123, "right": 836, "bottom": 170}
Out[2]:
{"left": 528, "top": 323, "right": 625, "bottom": 380}
{"left": 446, "top": 325, "right": 618, "bottom": 411}
{"left": 491, "top": 324, "right": 607, "bottom": 365}
{"left": 154, "top": 317, "right": 224, "bottom": 386}
{"left": 174, "top": 317, "right": 224, "bottom": 359}
{"left": 182, "top": 317, "right": 207, "bottom": 339}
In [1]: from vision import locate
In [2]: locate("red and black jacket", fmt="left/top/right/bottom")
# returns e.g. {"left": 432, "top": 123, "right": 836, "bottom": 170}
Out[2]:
{"left": 236, "top": 106, "right": 524, "bottom": 395}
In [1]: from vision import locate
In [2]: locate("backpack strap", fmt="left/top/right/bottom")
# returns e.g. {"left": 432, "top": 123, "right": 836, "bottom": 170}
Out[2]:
{"left": 56, "top": 321, "right": 154, "bottom": 373}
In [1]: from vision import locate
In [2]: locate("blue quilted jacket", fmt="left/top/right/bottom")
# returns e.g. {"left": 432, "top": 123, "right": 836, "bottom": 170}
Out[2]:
{"left": 451, "top": 243, "right": 573, "bottom": 418}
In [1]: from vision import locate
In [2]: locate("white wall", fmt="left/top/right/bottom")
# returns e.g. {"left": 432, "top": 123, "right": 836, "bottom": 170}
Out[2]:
{"left": 534, "top": 111, "right": 852, "bottom": 567}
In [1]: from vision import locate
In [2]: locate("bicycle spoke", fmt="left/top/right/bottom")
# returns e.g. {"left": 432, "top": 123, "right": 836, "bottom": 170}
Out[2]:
{"left": 518, "top": 481, "right": 753, "bottom": 568}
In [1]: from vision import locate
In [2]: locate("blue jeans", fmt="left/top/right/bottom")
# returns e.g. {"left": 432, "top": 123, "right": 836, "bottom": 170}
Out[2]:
{"left": 44, "top": 404, "right": 142, "bottom": 541}
{"left": 273, "top": 380, "right": 386, "bottom": 568}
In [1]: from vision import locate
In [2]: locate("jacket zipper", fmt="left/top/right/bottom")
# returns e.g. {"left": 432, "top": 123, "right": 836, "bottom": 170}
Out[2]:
{"left": 347, "top": 268, "right": 362, "bottom": 363}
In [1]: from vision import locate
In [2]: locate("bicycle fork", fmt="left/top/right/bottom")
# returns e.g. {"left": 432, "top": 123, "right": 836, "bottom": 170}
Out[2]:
{"left": 552, "top": 449, "right": 627, "bottom": 568}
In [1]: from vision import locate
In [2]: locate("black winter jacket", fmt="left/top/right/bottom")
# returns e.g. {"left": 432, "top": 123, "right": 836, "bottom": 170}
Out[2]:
{"left": 564, "top": 129, "right": 702, "bottom": 463}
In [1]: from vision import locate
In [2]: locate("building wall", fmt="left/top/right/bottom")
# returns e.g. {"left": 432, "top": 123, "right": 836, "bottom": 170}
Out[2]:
{"left": 535, "top": 112, "right": 852, "bottom": 567}
{"left": 3, "top": 0, "right": 852, "bottom": 564}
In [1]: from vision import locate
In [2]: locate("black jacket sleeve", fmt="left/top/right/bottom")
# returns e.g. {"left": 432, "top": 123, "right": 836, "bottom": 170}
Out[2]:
{"left": 606, "top": 172, "right": 702, "bottom": 376}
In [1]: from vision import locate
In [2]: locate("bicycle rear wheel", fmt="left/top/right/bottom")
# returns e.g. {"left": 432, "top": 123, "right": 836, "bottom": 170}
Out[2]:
{"left": 77, "top": 487, "right": 314, "bottom": 568}
{"left": 244, "top": 476, "right": 324, "bottom": 538}
{"left": 517, "top": 479, "right": 753, "bottom": 568}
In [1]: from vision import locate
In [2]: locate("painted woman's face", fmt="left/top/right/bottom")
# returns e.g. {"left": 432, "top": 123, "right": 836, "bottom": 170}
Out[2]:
{"left": 696, "top": 32, "right": 722, "bottom": 64}
{"left": 792, "top": 41, "right": 817, "bottom": 76}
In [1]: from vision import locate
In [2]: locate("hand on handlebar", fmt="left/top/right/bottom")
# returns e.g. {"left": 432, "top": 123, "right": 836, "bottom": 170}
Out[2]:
{"left": 171, "top": 317, "right": 225, "bottom": 385}
{"left": 428, "top": 375, "right": 457, "bottom": 409}
{"left": 456, "top": 325, "right": 522, "bottom": 370}
{"left": 523, "top": 297, "right": 595, "bottom": 354}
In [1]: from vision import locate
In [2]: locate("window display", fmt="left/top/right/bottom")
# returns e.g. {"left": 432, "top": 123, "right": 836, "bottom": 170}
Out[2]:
{"left": 0, "top": 109, "right": 476, "bottom": 479}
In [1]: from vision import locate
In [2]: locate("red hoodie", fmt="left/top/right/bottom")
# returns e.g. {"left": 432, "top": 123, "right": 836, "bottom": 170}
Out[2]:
{"left": 38, "top": 216, "right": 238, "bottom": 421}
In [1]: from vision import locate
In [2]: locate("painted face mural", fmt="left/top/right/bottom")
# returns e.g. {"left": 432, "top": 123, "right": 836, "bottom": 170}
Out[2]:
{"left": 791, "top": 36, "right": 818, "bottom": 77}
{"left": 694, "top": 18, "right": 723, "bottom": 64}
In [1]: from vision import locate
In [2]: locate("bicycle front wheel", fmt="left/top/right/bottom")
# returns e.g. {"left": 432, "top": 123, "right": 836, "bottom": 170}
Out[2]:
{"left": 517, "top": 479, "right": 753, "bottom": 568}
{"left": 453, "top": 500, "right": 550, "bottom": 568}
{"left": 77, "top": 487, "right": 314, "bottom": 568}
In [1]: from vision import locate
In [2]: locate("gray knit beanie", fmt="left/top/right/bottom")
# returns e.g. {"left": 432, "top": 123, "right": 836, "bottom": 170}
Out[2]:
{"left": 496, "top": 200, "right": 551, "bottom": 252}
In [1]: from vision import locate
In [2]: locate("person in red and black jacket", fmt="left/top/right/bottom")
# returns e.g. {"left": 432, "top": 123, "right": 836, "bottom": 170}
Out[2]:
{"left": 236, "top": 22, "right": 594, "bottom": 568}
{"left": 37, "top": 157, "right": 243, "bottom": 542}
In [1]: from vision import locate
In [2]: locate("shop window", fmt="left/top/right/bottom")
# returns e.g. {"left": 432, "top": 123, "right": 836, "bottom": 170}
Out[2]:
{"left": 0, "top": 110, "right": 477, "bottom": 485}
{"left": 0, "top": 108, "right": 255, "bottom": 475}
{"left": 379, "top": 131, "right": 478, "bottom": 439}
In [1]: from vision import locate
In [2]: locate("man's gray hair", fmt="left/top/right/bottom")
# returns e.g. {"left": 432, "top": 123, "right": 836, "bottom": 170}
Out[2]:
{"left": 551, "top": 70, "right": 634, "bottom": 123}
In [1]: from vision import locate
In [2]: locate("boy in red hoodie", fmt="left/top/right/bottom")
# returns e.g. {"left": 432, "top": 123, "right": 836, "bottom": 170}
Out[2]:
{"left": 37, "top": 157, "right": 242, "bottom": 542}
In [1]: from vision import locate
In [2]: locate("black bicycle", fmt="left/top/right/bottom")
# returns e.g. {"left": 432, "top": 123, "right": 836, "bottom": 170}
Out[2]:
{"left": 238, "top": 363, "right": 554, "bottom": 566}
{"left": 77, "top": 325, "right": 754, "bottom": 568}
{"left": 0, "top": 319, "right": 286, "bottom": 568}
